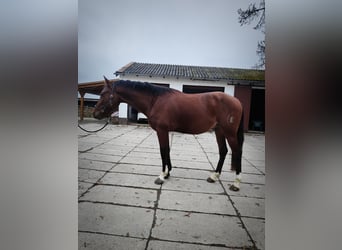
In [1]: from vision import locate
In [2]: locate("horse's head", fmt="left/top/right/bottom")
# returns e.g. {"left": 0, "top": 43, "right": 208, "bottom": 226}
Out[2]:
{"left": 93, "top": 76, "right": 121, "bottom": 119}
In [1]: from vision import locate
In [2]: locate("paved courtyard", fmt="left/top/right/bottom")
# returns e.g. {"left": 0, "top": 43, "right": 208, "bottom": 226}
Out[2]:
{"left": 78, "top": 122, "right": 265, "bottom": 249}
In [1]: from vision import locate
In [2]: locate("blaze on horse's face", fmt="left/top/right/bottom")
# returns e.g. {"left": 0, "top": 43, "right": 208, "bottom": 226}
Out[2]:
{"left": 93, "top": 77, "right": 120, "bottom": 120}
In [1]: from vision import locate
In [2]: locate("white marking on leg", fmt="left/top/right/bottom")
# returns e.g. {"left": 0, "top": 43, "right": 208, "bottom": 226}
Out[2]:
{"left": 158, "top": 169, "right": 169, "bottom": 180}
{"left": 233, "top": 173, "right": 242, "bottom": 189}
{"left": 236, "top": 173, "right": 242, "bottom": 180}
{"left": 209, "top": 172, "right": 220, "bottom": 181}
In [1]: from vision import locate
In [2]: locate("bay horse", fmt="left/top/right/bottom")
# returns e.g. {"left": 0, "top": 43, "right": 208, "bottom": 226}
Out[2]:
{"left": 93, "top": 77, "right": 244, "bottom": 191}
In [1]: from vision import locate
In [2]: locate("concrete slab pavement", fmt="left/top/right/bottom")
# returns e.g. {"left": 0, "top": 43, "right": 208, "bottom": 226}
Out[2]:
{"left": 79, "top": 124, "right": 265, "bottom": 249}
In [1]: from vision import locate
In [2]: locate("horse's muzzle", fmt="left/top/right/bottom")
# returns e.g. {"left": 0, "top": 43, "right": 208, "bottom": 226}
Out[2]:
{"left": 93, "top": 110, "right": 103, "bottom": 120}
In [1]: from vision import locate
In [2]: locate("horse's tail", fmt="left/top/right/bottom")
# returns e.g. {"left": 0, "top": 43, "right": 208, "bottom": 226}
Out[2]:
{"left": 237, "top": 109, "right": 244, "bottom": 149}
{"left": 231, "top": 108, "right": 244, "bottom": 175}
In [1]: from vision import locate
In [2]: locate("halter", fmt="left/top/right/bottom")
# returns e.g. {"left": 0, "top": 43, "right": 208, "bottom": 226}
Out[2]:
{"left": 109, "top": 82, "right": 116, "bottom": 107}
{"left": 109, "top": 94, "right": 114, "bottom": 107}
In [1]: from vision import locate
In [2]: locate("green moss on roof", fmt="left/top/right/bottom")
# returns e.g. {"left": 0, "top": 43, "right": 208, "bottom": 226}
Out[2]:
{"left": 223, "top": 68, "right": 265, "bottom": 81}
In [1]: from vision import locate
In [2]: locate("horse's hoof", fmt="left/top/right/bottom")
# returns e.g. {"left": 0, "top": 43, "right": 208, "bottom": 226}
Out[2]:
{"left": 207, "top": 177, "right": 216, "bottom": 183}
{"left": 154, "top": 177, "right": 164, "bottom": 185}
{"left": 164, "top": 173, "right": 170, "bottom": 179}
{"left": 229, "top": 184, "right": 240, "bottom": 192}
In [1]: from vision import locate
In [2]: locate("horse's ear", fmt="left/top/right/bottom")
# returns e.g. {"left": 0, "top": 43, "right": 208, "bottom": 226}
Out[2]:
{"left": 103, "top": 75, "right": 110, "bottom": 87}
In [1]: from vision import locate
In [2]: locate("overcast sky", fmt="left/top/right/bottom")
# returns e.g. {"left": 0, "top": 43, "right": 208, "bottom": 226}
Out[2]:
{"left": 78, "top": 0, "right": 265, "bottom": 83}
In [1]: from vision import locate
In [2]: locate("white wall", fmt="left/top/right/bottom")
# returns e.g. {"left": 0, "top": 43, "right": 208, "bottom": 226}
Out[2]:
{"left": 118, "top": 103, "right": 127, "bottom": 118}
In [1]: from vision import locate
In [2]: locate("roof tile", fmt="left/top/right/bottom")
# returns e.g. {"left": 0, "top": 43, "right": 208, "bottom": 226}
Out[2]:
{"left": 115, "top": 62, "right": 264, "bottom": 82}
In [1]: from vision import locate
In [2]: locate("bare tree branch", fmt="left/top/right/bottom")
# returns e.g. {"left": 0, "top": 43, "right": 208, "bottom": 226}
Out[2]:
{"left": 238, "top": 1, "right": 265, "bottom": 31}
{"left": 237, "top": 0, "right": 265, "bottom": 68}
{"left": 255, "top": 40, "right": 265, "bottom": 68}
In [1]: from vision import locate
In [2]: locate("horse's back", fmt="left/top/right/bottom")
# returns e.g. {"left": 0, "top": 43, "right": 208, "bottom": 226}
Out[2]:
{"left": 149, "top": 91, "right": 242, "bottom": 134}
{"left": 184, "top": 91, "right": 242, "bottom": 114}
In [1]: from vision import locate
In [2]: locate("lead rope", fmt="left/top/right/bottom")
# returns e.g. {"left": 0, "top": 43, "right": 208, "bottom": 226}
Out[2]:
{"left": 78, "top": 118, "right": 110, "bottom": 133}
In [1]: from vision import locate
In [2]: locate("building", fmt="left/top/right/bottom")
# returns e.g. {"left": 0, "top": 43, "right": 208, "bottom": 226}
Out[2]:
{"left": 78, "top": 62, "right": 265, "bottom": 131}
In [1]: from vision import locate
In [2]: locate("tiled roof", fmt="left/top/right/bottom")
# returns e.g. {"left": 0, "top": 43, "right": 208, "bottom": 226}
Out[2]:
{"left": 115, "top": 62, "right": 264, "bottom": 82}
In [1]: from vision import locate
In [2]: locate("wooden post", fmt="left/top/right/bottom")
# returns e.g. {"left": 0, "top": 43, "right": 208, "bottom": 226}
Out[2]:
{"left": 79, "top": 91, "right": 85, "bottom": 121}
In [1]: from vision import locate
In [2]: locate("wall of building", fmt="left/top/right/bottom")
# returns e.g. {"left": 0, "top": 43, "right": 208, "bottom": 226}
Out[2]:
{"left": 234, "top": 86, "right": 265, "bottom": 132}
{"left": 234, "top": 85, "right": 252, "bottom": 132}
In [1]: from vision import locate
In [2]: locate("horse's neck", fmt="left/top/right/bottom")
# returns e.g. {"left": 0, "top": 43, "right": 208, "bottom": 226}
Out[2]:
{"left": 116, "top": 88, "right": 153, "bottom": 116}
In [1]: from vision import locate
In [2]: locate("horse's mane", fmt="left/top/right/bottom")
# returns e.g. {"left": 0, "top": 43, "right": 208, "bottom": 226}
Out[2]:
{"left": 115, "top": 80, "right": 175, "bottom": 96}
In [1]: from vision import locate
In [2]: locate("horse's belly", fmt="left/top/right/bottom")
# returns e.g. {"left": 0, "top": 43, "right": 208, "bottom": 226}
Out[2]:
{"left": 173, "top": 118, "right": 216, "bottom": 134}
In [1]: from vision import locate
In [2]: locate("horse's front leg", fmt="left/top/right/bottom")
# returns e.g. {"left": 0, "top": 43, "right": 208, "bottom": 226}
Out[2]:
{"left": 154, "top": 130, "right": 172, "bottom": 185}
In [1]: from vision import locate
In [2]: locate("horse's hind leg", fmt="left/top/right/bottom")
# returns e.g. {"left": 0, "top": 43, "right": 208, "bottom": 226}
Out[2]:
{"left": 226, "top": 135, "right": 243, "bottom": 191}
{"left": 207, "top": 126, "right": 228, "bottom": 183}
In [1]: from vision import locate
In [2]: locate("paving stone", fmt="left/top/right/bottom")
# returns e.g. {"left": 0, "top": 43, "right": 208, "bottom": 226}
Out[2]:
{"left": 78, "top": 136, "right": 110, "bottom": 144}
{"left": 96, "top": 144, "right": 134, "bottom": 153}
{"left": 111, "top": 134, "right": 146, "bottom": 141}
{"left": 106, "top": 138, "right": 143, "bottom": 147}
{"left": 100, "top": 172, "right": 159, "bottom": 189}
{"left": 111, "top": 163, "right": 161, "bottom": 176}
{"left": 170, "top": 152, "right": 209, "bottom": 163}
{"left": 242, "top": 217, "right": 265, "bottom": 250}
{"left": 133, "top": 147, "right": 160, "bottom": 153}
{"left": 243, "top": 174, "right": 265, "bottom": 185}
{"left": 79, "top": 152, "right": 122, "bottom": 163}
{"left": 120, "top": 155, "right": 161, "bottom": 166}
{"left": 79, "top": 203, "right": 153, "bottom": 238}
{"left": 172, "top": 159, "right": 212, "bottom": 170}
{"left": 78, "top": 159, "right": 115, "bottom": 171}
{"left": 243, "top": 151, "right": 265, "bottom": 161}
{"left": 78, "top": 142, "right": 98, "bottom": 152}
{"left": 126, "top": 151, "right": 161, "bottom": 159}
{"left": 78, "top": 169, "right": 104, "bottom": 183}
{"left": 231, "top": 196, "right": 265, "bottom": 218}
{"left": 158, "top": 190, "right": 236, "bottom": 215}
{"left": 88, "top": 147, "right": 128, "bottom": 157}
{"left": 171, "top": 148, "right": 204, "bottom": 155}
{"left": 220, "top": 172, "right": 265, "bottom": 185}
{"left": 147, "top": 240, "right": 236, "bottom": 250}
{"left": 223, "top": 183, "right": 265, "bottom": 199}
{"left": 152, "top": 210, "right": 252, "bottom": 248}
{"left": 249, "top": 160, "right": 265, "bottom": 168}
{"left": 173, "top": 142, "right": 202, "bottom": 147}
{"left": 78, "top": 181, "right": 93, "bottom": 197}
{"left": 169, "top": 168, "right": 212, "bottom": 180}
{"left": 172, "top": 133, "right": 199, "bottom": 142}
{"left": 80, "top": 185, "right": 157, "bottom": 208}
{"left": 240, "top": 165, "right": 264, "bottom": 175}
{"left": 79, "top": 232, "right": 147, "bottom": 250}
{"left": 249, "top": 160, "right": 265, "bottom": 174}
{"left": 138, "top": 142, "right": 159, "bottom": 149}
{"left": 196, "top": 146, "right": 219, "bottom": 154}
{"left": 162, "top": 177, "right": 225, "bottom": 194}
